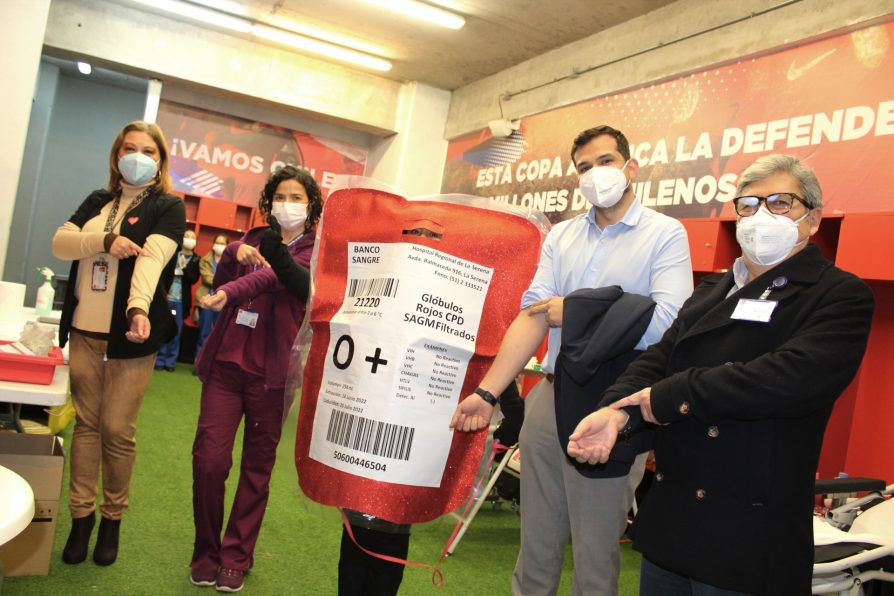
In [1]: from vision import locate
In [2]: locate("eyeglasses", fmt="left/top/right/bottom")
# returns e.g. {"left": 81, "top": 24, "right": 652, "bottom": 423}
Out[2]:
{"left": 732, "top": 193, "right": 810, "bottom": 217}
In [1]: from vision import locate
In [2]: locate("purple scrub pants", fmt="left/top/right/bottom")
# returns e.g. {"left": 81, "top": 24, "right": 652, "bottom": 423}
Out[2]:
{"left": 191, "top": 361, "right": 285, "bottom": 572}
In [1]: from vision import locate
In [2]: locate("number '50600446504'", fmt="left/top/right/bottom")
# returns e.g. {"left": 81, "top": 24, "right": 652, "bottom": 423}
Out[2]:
{"left": 333, "top": 450, "right": 387, "bottom": 471}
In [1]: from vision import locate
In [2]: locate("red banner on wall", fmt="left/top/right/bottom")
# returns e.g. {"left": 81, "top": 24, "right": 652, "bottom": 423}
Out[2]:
{"left": 157, "top": 101, "right": 367, "bottom": 205}
{"left": 442, "top": 21, "right": 894, "bottom": 223}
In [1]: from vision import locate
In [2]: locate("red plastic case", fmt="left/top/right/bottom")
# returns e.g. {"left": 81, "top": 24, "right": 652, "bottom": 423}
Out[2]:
{"left": 0, "top": 341, "right": 64, "bottom": 385}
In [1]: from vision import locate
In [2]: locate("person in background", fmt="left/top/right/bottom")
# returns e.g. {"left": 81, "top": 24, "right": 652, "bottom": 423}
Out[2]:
{"left": 451, "top": 125, "right": 693, "bottom": 595}
{"left": 189, "top": 165, "right": 320, "bottom": 592}
{"left": 568, "top": 155, "right": 874, "bottom": 595}
{"left": 155, "top": 228, "right": 199, "bottom": 372}
{"left": 194, "top": 233, "right": 227, "bottom": 361}
{"left": 52, "top": 120, "right": 185, "bottom": 566}
{"left": 336, "top": 508, "right": 412, "bottom": 596}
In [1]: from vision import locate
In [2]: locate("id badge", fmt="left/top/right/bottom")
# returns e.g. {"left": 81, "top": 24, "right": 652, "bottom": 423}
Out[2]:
{"left": 91, "top": 261, "right": 109, "bottom": 291}
{"left": 730, "top": 298, "right": 777, "bottom": 323}
{"left": 235, "top": 308, "right": 259, "bottom": 328}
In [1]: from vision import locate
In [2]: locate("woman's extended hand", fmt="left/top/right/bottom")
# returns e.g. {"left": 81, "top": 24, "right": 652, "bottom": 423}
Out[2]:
{"left": 236, "top": 244, "right": 269, "bottom": 268}
{"left": 125, "top": 313, "right": 151, "bottom": 343}
{"left": 109, "top": 236, "right": 145, "bottom": 260}
{"left": 200, "top": 291, "right": 228, "bottom": 312}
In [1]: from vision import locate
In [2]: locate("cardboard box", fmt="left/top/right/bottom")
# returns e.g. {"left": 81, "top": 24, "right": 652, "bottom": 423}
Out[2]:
{"left": 0, "top": 434, "right": 65, "bottom": 576}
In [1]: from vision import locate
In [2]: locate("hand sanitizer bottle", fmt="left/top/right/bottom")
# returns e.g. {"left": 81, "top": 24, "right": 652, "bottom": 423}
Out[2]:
{"left": 35, "top": 267, "right": 55, "bottom": 316}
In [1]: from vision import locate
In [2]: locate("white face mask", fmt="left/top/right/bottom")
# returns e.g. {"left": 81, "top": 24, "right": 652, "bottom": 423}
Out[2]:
{"left": 182, "top": 237, "right": 196, "bottom": 251}
{"left": 118, "top": 152, "right": 158, "bottom": 186}
{"left": 736, "top": 207, "right": 809, "bottom": 267}
{"left": 212, "top": 243, "right": 225, "bottom": 257}
{"left": 579, "top": 160, "right": 631, "bottom": 209}
{"left": 270, "top": 202, "right": 308, "bottom": 232}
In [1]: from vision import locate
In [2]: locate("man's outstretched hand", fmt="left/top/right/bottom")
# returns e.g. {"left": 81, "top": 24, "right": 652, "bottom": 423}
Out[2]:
{"left": 449, "top": 394, "right": 495, "bottom": 432}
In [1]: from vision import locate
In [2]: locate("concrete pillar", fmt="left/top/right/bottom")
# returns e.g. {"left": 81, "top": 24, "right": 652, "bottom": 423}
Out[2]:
{"left": 0, "top": 0, "right": 51, "bottom": 278}
{"left": 366, "top": 82, "right": 452, "bottom": 196}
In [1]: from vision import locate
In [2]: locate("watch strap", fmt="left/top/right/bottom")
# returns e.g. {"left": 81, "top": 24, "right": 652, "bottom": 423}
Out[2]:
{"left": 473, "top": 387, "right": 498, "bottom": 406}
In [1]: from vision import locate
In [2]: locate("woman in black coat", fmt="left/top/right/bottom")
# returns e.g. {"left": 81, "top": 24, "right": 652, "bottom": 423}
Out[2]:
{"left": 567, "top": 154, "right": 874, "bottom": 596}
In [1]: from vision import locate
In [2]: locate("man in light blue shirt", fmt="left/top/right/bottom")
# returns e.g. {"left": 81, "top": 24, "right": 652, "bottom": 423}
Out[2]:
{"left": 451, "top": 125, "right": 693, "bottom": 595}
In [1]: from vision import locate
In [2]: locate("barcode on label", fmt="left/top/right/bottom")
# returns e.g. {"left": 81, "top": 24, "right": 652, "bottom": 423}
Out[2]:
{"left": 347, "top": 277, "right": 399, "bottom": 298}
{"left": 326, "top": 409, "right": 415, "bottom": 461}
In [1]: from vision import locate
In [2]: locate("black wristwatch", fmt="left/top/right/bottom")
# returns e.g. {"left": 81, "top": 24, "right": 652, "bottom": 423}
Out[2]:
{"left": 473, "top": 387, "right": 499, "bottom": 406}
{"left": 617, "top": 411, "right": 635, "bottom": 439}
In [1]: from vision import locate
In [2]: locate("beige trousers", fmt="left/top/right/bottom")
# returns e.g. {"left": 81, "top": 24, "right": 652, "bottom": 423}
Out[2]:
{"left": 68, "top": 331, "right": 156, "bottom": 520}
{"left": 512, "top": 379, "right": 647, "bottom": 596}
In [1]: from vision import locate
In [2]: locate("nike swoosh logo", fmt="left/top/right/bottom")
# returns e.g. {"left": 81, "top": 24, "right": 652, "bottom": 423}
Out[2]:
{"left": 787, "top": 49, "right": 836, "bottom": 81}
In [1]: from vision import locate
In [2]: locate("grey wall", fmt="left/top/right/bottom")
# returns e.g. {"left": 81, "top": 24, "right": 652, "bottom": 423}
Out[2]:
{"left": 447, "top": 0, "right": 894, "bottom": 138}
{"left": 162, "top": 85, "right": 374, "bottom": 150}
{"left": 5, "top": 62, "right": 60, "bottom": 291}
{"left": 5, "top": 62, "right": 146, "bottom": 305}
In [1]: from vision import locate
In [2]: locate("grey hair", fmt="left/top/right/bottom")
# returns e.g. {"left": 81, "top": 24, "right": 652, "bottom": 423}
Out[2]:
{"left": 735, "top": 154, "right": 823, "bottom": 209}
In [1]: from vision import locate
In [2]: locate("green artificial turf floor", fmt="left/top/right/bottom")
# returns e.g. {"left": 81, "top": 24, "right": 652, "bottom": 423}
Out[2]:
{"left": 3, "top": 363, "right": 641, "bottom": 594}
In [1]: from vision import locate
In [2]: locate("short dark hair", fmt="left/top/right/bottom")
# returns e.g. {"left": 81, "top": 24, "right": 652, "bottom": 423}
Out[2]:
{"left": 570, "top": 125, "right": 631, "bottom": 164}
{"left": 258, "top": 165, "right": 324, "bottom": 233}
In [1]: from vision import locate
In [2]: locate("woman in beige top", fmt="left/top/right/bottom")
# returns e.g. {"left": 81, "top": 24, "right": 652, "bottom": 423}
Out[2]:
{"left": 52, "top": 121, "right": 185, "bottom": 567}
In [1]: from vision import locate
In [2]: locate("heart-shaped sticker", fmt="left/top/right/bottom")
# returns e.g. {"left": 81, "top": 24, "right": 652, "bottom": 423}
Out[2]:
{"left": 128, "top": 216, "right": 139, "bottom": 225}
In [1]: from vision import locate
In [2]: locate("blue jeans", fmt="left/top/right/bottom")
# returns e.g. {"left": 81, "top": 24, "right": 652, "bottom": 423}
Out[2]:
{"left": 155, "top": 300, "right": 183, "bottom": 369}
{"left": 195, "top": 308, "right": 220, "bottom": 361}
{"left": 640, "top": 556, "right": 756, "bottom": 596}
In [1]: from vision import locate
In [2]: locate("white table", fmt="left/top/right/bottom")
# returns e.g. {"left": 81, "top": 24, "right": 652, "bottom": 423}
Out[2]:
{"left": 0, "top": 464, "right": 34, "bottom": 544}
{"left": 0, "top": 365, "right": 69, "bottom": 403}
{"left": 0, "top": 464, "right": 35, "bottom": 586}
{"left": 0, "top": 307, "right": 68, "bottom": 432}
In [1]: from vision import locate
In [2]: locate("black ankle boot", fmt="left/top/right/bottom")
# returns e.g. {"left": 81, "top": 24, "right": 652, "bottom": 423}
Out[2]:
{"left": 92, "top": 517, "right": 121, "bottom": 566}
{"left": 62, "top": 513, "right": 96, "bottom": 564}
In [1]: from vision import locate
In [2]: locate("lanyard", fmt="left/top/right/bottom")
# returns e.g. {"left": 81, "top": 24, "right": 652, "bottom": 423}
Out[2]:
{"left": 103, "top": 188, "right": 153, "bottom": 233}
{"left": 286, "top": 231, "right": 305, "bottom": 248}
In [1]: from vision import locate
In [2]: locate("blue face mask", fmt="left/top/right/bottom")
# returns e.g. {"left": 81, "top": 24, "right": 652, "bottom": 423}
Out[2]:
{"left": 118, "top": 152, "right": 158, "bottom": 186}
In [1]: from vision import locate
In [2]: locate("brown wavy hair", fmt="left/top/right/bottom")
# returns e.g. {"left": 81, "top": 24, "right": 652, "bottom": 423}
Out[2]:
{"left": 107, "top": 121, "right": 172, "bottom": 194}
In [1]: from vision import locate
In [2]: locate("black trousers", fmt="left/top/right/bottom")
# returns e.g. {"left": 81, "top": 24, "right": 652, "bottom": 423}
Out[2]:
{"left": 338, "top": 524, "right": 411, "bottom": 596}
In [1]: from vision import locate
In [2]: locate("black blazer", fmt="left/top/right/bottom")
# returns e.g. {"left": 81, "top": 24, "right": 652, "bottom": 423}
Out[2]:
{"left": 601, "top": 244, "right": 874, "bottom": 595}
{"left": 555, "top": 286, "right": 654, "bottom": 477}
{"left": 59, "top": 188, "right": 186, "bottom": 359}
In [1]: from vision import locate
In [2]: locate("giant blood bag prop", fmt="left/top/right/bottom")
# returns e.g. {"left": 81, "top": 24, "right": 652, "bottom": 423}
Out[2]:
{"left": 295, "top": 183, "right": 545, "bottom": 523}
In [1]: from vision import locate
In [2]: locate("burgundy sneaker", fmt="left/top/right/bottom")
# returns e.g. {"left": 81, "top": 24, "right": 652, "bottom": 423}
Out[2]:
{"left": 190, "top": 568, "right": 217, "bottom": 587}
{"left": 216, "top": 568, "right": 244, "bottom": 593}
